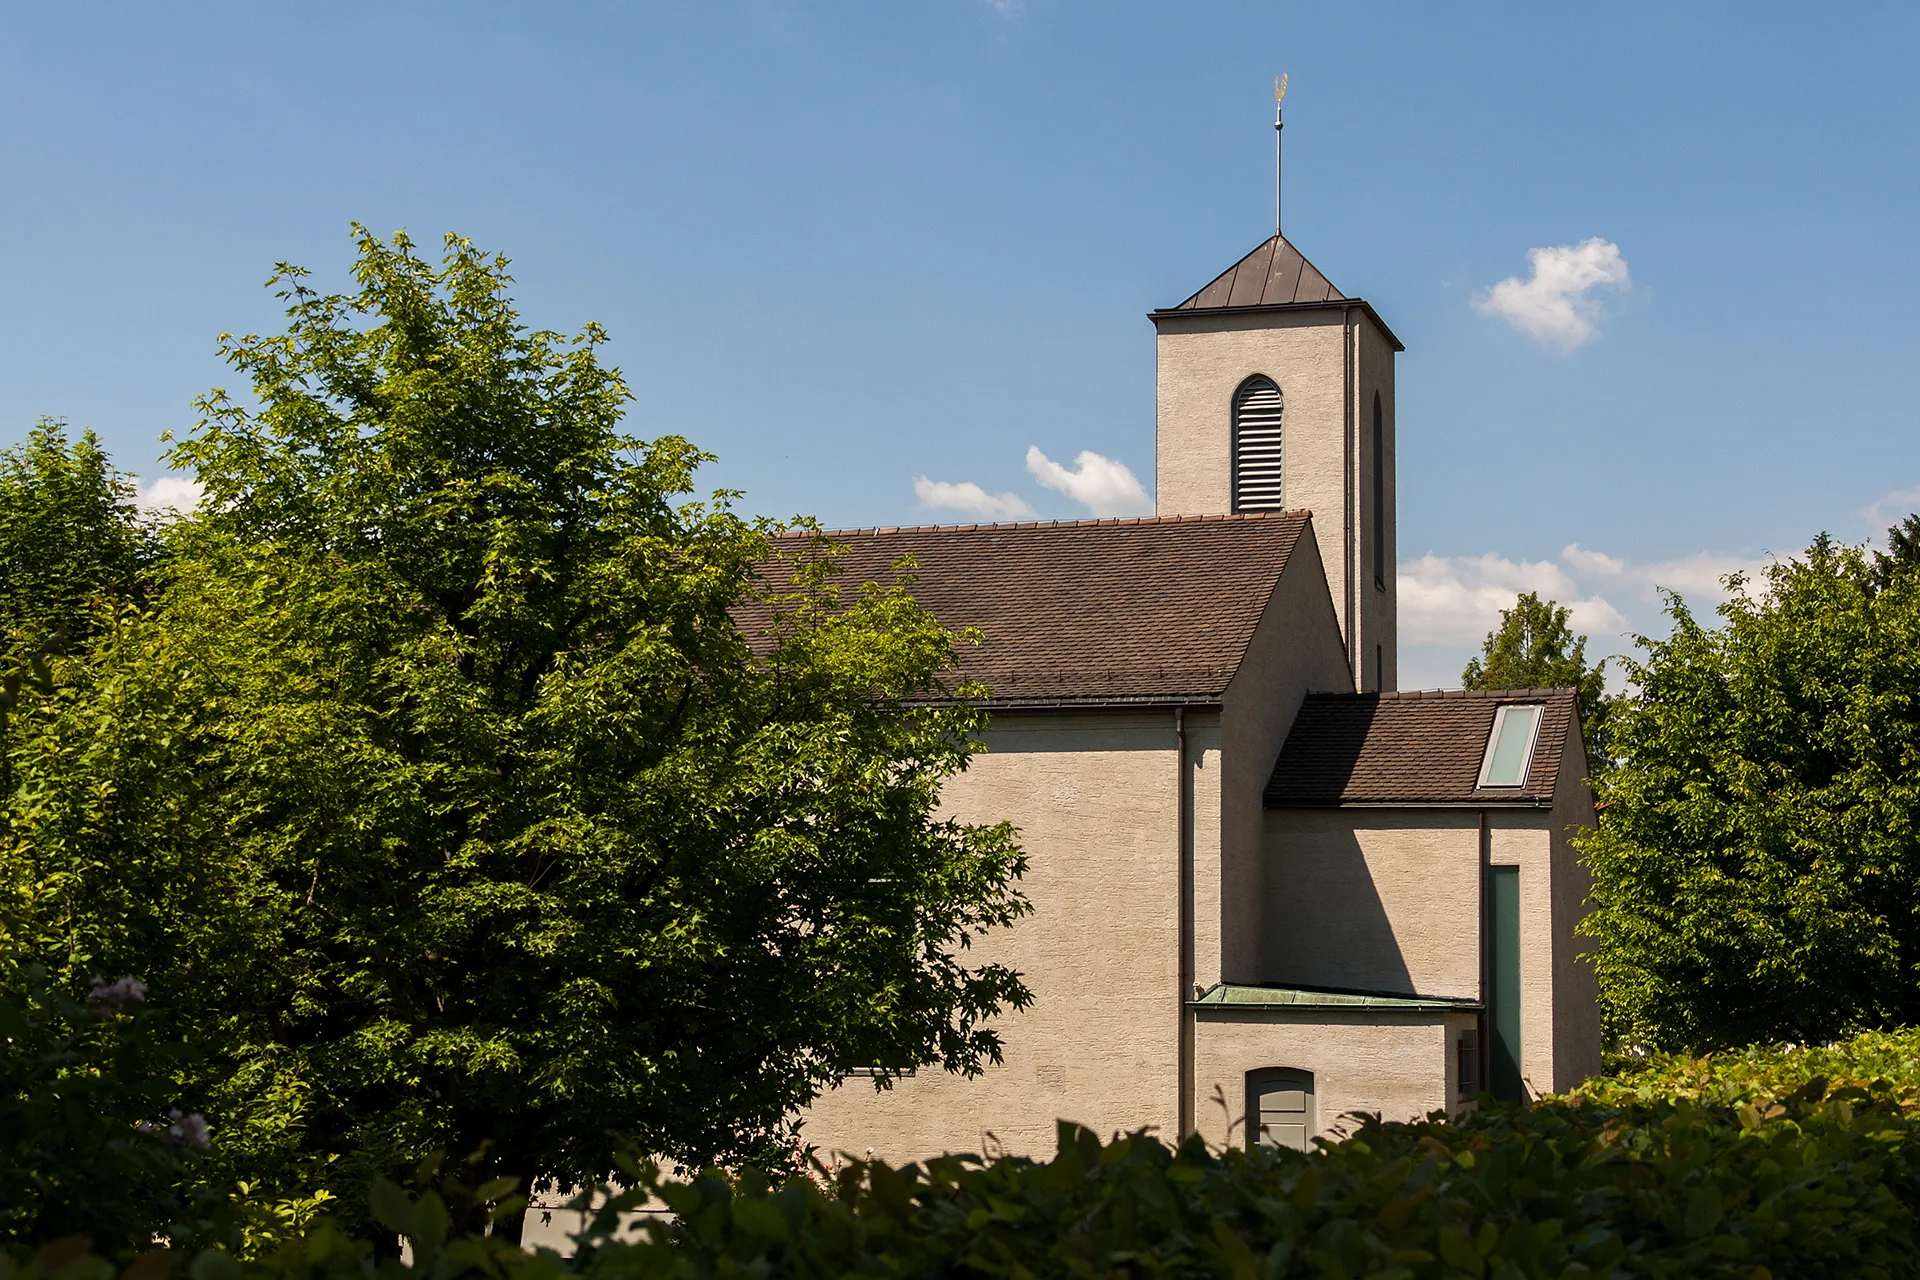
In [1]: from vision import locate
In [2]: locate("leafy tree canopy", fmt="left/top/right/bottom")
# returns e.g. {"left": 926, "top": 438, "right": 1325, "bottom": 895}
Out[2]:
{"left": 0, "top": 418, "right": 153, "bottom": 643}
{"left": 1581, "top": 523, "right": 1920, "bottom": 1050}
{"left": 1461, "top": 590, "right": 1613, "bottom": 771}
{"left": 0, "top": 228, "right": 1030, "bottom": 1235}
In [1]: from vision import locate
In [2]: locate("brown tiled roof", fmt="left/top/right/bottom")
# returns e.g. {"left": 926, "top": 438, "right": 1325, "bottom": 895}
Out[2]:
{"left": 742, "top": 513, "right": 1312, "bottom": 704}
{"left": 1165, "top": 234, "right": 1345, "bottom": 311}
{"left": 1264, "top": 688, "right": 1580, "bottom": 807}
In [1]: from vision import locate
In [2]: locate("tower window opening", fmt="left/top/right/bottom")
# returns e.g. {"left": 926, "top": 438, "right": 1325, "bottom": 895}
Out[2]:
{"left": 1232, "top": 376, "right": 1285, "bottom": 512}
{"left": 1372, "top": 392, "right": 1386, "bottom": 589}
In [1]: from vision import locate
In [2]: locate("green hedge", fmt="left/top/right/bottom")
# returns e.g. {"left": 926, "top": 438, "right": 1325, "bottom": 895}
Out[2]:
{"left": 1579, "top": 1027, "right": 1920, "bottom": 1112}
{"left": 14, "top": 1076, "right": 1920, "bottom": 1279}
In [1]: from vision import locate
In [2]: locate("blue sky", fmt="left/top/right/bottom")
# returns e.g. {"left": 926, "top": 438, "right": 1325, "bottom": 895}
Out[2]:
{"left": 3, "top": 2, "right": 1916, "bottom": 685}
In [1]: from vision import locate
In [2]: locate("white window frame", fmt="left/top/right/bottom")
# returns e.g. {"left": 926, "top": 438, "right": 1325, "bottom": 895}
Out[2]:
{"left": 1476, "top": 703, "right": 1545, "bottom": 789}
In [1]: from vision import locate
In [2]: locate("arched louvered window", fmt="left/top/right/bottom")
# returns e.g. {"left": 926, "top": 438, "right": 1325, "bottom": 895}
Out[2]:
{"left": 1232, "top": 376, "right": 1285, "bottom": 512}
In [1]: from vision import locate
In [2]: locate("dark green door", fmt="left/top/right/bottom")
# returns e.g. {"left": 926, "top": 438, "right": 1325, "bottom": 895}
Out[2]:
{"left": 1489, "top": 865, "right": 1523, "bottom": 1100}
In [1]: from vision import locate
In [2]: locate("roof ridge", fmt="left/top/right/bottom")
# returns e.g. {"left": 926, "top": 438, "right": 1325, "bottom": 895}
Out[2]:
{"left": 786, "top": 510, "right": 1314, "bottom": 539}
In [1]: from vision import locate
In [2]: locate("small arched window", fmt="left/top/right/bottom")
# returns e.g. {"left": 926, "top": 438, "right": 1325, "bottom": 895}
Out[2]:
{"left": 1246, "top": 1067, "right": 1315, "bottom": 1151}
{"left": 1232, "top": 376, "right": 1285, "bottom": 512}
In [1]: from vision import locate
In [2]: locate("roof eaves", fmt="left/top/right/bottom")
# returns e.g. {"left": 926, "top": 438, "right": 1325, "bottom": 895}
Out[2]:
{"left": 1149, "top": 298, "right": 1406, "bottom": 353}
{"left": 1190, "top": 982, "right": 1481, "bottom": 1013}
{"left": 1267, "top": 799, "right": 1554, "bottom": 810}
{"left": 921, "top": 694, "right": 1228, "bottom": 711}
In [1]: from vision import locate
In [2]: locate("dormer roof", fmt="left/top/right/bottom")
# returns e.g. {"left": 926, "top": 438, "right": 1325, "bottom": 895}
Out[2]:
{"left": 1264, "top": 688, "right": 1581, "bottom": 807}
{"left": 1165, "top": 233, "right": 1345, "bottom": 311}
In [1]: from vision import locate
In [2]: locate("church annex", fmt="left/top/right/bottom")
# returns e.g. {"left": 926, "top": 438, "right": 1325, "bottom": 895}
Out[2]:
{"left": 795, "top": 229, "right": 1601, "bottom": 1159}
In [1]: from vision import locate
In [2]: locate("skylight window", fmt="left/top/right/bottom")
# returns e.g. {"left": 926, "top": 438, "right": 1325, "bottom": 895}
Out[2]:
{"left": 1477, "top": 704, "right": 1544, "bottom": 788}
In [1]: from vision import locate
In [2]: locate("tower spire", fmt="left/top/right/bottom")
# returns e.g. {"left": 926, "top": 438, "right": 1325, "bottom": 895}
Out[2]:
{"left": 1274, "top": 73, "right": 1287, "bottom": 237}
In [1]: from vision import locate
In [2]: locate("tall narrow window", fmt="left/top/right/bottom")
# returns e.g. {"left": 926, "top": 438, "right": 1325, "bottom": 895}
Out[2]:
{"left": 1456, "top": 1031, "right": 1480, "bottom": 1100}
{"left": 1246, "top": 1068, "right": 1315, "bottom": 1151}
{"left": 1232, "top": 376, "right": 1285, "bottom": 511}
{"left": 1372, "top": 392, "right": 1386, "bottom": 588}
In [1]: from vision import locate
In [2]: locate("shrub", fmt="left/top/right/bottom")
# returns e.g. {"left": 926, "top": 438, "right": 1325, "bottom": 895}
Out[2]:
{"left": 17, "top": 1086, "right": 1920, "bottom": 1279}
{"left": 21, "top": 1032, "right": 1920, "bottom": 1276}
{"left": 1578, "top": 1026, "right": 1920, "bottom": 1112}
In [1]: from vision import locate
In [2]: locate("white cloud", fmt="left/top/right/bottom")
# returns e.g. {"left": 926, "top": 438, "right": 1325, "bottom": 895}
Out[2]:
{"left": 136, "top": 475, "right": 204, "bottom": 518}
{"left": 1024, "top": 447, "right": 1154, "bottom": 518}
{"left": 1560, "top": 543, "right": 1763, "bottom": 597}
{"left": 1398, "top": 552, "right": 1621, "bottom": 646}
{"left": 1474, "top": 238, "right": 1631, "bottom": 349}
{"left": 912, "top": 475, "right": 1034, "bottom": 521}
{"left": 1859, "top": 485, "right": 1920, "bottom": 532}
{"left": 1395, "top": 543, "right": 1772, "bottom": 690}
{"left": 983, "top": 0, "right": 1022, "bottom": 12}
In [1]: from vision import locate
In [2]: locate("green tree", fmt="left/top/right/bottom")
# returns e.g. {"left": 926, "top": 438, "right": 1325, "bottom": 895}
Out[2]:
{"left": 1580, "top": 527, "right": 1920, "bottom": 1050}
{"left": 1461, "top": 590, "right": 1614, "bottom": 771}
{"left": 0, "top": 229, "right": 1031, "bottom": 1235}
{"left": 0, "top": 419, "right": 153, "bottom": 643}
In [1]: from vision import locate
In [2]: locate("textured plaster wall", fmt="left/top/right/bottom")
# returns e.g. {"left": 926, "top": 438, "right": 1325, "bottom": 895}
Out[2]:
{"left": 1153, "top": 308, "right": 1398, "bottom": 687}
{"left": 1488, "top": 814, "right": 1561, "bottom": 1097}
{"left": 1187, "top": 710, "right": 1225, "bottom": 994}
{"left": 799, "top": 712, "right": 1182, "bottom": 1163}
{"left": 1155, "top": 313, "right": 1348, "bottom": 628}
{"left": 1260, "top": 810, "right": 1482, "bottom": 999}
{"left": 1549, "top": 727, "right": 1603, "bottom": 1090}
{"left": 1355, "top": 320, "right": 1397, "bottom": 692}
{"left": 1216, "top": 524, "right": 1354, "bottom": 984}
{"left": 1191, "top": 1011, "right": 1477, "bottom": 1149}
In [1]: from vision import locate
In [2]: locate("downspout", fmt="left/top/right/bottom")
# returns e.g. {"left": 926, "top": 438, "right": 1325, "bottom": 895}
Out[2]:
{"left": 1176, "top": 707, "right": 1194, "bottom": 1139}
{"left": 1478, "top": 809, "right": 1492, "bottom": 1096}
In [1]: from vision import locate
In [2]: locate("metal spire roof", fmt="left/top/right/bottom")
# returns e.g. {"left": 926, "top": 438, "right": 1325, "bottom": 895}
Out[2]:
{"left": 1166, "top": 233, "right": 1345, "bottom": 311}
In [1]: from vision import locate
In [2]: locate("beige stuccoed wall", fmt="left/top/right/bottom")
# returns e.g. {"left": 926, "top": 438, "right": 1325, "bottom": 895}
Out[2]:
{"left": 1354, "top": 319, "right": 1397, "bottom": 692}
{"left": 1549, "top": 725, "right": 1603, "bottom": 1090}
{"left": 1258, "top": 729, "right": 1601, "bottom": 1098}
{"left": 1153, "top": 308, "right": 1398, "bottom": 690}
{"left": 801, "top": 527, "right": 1357, "bottom": 1163}
{"left": 1214, "top": 524, "right": 1355, "bottom": 985}
{"left": 1191, "top": 1010, "right": 1478, "bottom": 1148}
{"left": 799, "top": 711, "right": 1182, "bottom": 1163}
{"left": 1488, "top": 814, "right": 1554, "bottom": 1095}
{"left": 1260, "top": 810, "right": 1481, "bottom": 999}
{"left": 1490, "top": 801, "right": 1604, "bottom": 1095}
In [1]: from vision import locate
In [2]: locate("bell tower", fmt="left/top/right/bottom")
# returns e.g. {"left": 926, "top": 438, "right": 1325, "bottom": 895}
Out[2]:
{"left": 1149, "top": 232, "right": 1402, "bottom": 692}
{"left": 1151, "top": 78, "right": 1400, "bottom": 691}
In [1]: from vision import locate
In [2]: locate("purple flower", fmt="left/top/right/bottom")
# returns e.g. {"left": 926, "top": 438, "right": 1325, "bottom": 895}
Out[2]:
{"left": 163, "top": 1108, "right": 211, "bottom": 1150}
{"left": 87, "top": 975, "right": 149, "bottom": 1016}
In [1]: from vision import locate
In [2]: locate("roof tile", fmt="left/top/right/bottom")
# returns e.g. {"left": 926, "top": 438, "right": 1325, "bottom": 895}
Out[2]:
{"left": 1264, "top": 688, "right": 1580, "bottom": 806}
{"left": 742, "top": 513, "right": 1311, "bottom": 704}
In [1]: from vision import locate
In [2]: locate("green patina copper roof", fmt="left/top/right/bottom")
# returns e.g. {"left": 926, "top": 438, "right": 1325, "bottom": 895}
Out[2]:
{"left": 1190, "top": 983, "right": 1480, "bottom": 1013}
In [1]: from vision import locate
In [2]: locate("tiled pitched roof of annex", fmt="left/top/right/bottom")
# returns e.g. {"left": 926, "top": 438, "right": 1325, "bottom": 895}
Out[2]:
{"left": 1264, "top": 688, "right": 1580, "bottom": 807}
{"left": 742, "top": 513, "right": 1311, "bottom": 705}
{"left": 1166, "top": 234, "right": 1345, "bottom": 311}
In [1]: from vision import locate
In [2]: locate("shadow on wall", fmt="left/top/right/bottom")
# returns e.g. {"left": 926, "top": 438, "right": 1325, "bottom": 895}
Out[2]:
{"left": 1267, "top": 827, "right": 1414, "bottom": 995}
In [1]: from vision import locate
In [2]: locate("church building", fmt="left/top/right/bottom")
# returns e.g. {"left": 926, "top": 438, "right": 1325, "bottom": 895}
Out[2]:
{"left": 795, "top": 224, "right": 1601, "bottom": 1158}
